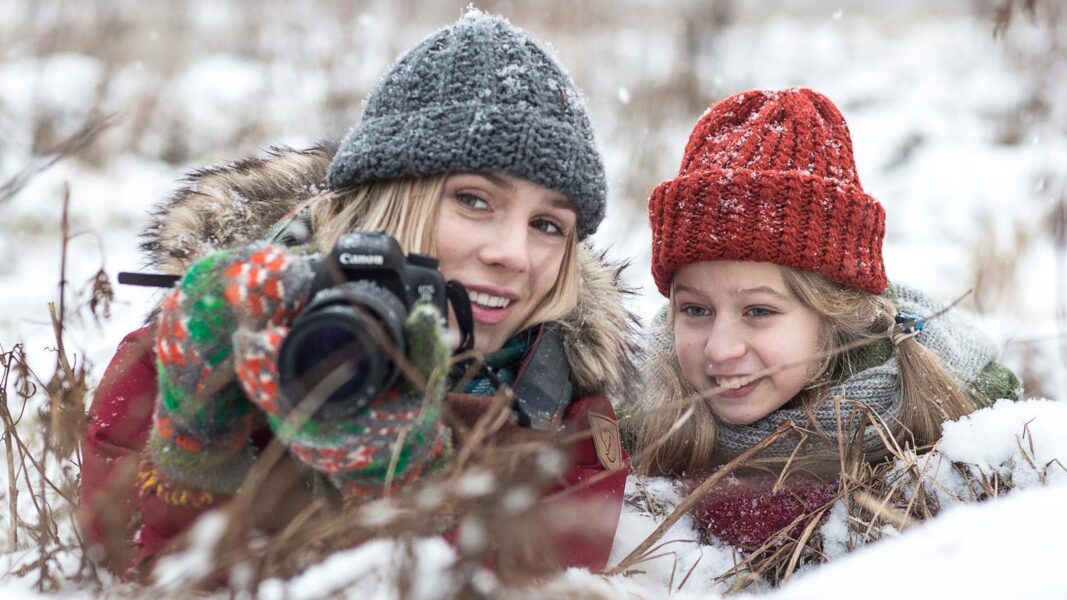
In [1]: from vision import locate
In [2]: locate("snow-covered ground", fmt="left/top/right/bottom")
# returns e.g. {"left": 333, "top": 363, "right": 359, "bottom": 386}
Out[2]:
{"left": 1, "top": 0, "right": 1065, "bottom": 597}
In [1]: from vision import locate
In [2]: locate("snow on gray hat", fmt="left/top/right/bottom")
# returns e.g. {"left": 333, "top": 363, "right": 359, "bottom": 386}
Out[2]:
{"left": 326, "top": 10, "right": 607, "bottom": 239}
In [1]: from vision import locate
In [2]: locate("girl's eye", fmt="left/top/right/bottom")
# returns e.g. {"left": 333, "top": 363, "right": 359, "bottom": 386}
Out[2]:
{"left": 457, "top": 193, "right": 490, "bottom": 210}
{"left": 745, "top": 306, "right": 777, "bottom": 318}
{"left": 532, "top": 217, "right": 566, "bottom": 236}
{"left": 680, "top": 304, "right": 711, "bottom": 318}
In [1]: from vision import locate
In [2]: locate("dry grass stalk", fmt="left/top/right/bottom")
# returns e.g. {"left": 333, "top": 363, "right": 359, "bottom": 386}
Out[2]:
{"left": 0, "top": 118, "right": 120, "bottom": 593}
{"left": 1, "top": 344, "right": 29, "bottom": 550}
{"left": 0, "top": 114, "right": 117, "bottom": 206}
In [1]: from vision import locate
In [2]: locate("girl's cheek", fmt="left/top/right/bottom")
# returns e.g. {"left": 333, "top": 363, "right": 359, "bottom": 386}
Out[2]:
{"left": 674, "top": 331, "right": 702, "bottom": 375}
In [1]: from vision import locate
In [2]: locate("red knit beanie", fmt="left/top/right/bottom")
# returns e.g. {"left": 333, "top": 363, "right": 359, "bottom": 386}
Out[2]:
{"left": 648, "top": 88, "right": 888, "bottom": 296}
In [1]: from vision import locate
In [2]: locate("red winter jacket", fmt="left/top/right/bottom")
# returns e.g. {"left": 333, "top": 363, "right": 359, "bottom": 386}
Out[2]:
{"left": 80, "top": 327, "right": 628, "bottom": 578}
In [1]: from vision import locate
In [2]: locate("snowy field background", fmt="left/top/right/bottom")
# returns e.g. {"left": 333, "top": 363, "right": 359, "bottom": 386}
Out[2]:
{"left": 1, "top": 0, "right": 1066, "bottom": 597}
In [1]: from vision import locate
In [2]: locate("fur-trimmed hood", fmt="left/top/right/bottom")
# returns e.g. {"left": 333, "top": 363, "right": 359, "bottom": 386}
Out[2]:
{"left": 140, "top": 145, "right": 639, "bottom": 405}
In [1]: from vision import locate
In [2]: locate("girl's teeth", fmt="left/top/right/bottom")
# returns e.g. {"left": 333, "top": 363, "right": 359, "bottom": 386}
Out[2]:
{"left": 715, "top": 377, "right": 748, "bottom": 390}
{"left": 469, "top": 291, "right": 512, "bottom": 309}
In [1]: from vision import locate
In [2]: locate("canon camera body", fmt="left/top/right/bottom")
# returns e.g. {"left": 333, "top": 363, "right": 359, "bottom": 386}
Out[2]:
{"left": 276, "top": 231, "right": 472, "bottom": 420}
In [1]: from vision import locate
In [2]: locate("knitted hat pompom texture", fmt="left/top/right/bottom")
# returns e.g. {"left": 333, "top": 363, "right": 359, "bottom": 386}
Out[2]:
{"left": 648, "top": 88, "right": 888, "bottom": 295}
{"left": 327, "top": 10, "right": 607, "bottom": 240}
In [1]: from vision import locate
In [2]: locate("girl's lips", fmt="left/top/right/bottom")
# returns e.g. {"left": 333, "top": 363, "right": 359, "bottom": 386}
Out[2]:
{"left": 711, "top": 376, "right": 761, "bottom": 399}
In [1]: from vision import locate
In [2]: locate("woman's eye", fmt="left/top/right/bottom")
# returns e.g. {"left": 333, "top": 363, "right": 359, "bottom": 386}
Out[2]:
{"left": 532, "top": 218, "right": 565, "bottom": 236}
{"left": 457, "top": 193, "right": 490, "bottom": 210}
{"left": 680, "top": 304, "right": 711, "bottom": 317}
{"left": 745, "top": 306, "right": 777, "bottom": 318}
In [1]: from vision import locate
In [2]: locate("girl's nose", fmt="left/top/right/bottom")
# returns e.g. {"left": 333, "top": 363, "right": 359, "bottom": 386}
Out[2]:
{"left": 703, "top": 321, "right": 747, "bottom": 365}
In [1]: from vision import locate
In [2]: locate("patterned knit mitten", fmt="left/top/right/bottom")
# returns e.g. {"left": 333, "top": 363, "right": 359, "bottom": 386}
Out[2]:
{"left": 148, "top": 243, "right": 314, "bottom": 502}
{"left": 690, "top": 472, "right": 837, "bottom": 550}
{"left": 234, "top": 300, "right": 453, "bottom": 501}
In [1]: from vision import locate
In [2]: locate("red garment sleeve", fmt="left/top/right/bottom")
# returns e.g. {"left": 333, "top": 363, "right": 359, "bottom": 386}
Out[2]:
{"left": 80, "top": 326, "right": 223, "bottom": 578}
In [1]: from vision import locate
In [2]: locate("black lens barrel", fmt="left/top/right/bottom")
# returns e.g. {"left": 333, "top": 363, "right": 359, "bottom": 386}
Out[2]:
{"left": 277, "top": 281, "right": 407, "bottom": 420}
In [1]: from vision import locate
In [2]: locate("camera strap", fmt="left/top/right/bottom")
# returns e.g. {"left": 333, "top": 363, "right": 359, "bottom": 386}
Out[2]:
{"left": 510, "top": 323, "right": 573, "bottom": 431}
{"left": 446, "top": 280, "right": 475, "bottom": 354}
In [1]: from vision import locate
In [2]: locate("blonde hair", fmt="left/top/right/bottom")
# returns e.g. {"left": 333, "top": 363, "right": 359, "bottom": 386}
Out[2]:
{"left": 634, "top": 265, "right": 975, "bottom": 477}
{"left": 308, "top": 176, "right": 581, "bottom": 339}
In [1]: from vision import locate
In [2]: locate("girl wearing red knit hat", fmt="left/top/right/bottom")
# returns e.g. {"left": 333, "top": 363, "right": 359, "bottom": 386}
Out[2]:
{"left": 628, "top": 88, "right": 1021, "bottom": 552}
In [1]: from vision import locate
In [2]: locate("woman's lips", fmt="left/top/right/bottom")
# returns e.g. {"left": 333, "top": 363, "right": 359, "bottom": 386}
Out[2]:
{"left": 465, "top": 284, "right": 519, "bottom": 326}
{"left": 469, "top": 302, "right": 514, "bottom": 325}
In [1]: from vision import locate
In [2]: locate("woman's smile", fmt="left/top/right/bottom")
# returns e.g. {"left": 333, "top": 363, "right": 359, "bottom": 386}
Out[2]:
{"left": 465, "top": 284, "right": 519, "bottom": 326}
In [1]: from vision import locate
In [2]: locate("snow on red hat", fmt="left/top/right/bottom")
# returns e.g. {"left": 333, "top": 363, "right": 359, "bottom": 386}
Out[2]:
{"left": 648, "top": 88, "right": 887, "bottom": 296}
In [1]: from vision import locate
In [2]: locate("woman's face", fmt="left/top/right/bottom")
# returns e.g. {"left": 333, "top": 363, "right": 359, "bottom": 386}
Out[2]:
{"left": 434, "top": 173, "right": 575, "bottom": 354}
{"left": 672, "top": 261, "right": 823, "bottom": 426}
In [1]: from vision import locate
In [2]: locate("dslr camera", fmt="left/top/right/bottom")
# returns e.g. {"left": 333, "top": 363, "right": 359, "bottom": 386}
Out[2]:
{"left": 117, "top": 230, "right": 472, "bottom": 420}
{"left": 276, "top": 231, "right": 473, "bottom": 419}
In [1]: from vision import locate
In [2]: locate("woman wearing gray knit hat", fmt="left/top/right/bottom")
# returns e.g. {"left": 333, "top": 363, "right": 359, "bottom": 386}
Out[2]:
{"left": 81, "top": 11, "right": 634, "bottom": 581}
{"left": 623, "top": 88, "right": 1022, "bottom": 555}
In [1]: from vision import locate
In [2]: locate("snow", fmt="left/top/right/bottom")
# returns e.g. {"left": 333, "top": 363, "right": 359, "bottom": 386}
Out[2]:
{"left": 607, "top": 477, "right": 738, "bottom": 596}
{"left": 1, "top": 0, "right": 1066, "bottom": 597}
{"left": 259, "top": 537, "right": 461, "bottom": 600}
{"left": 764, "top": 483, "right": 1067, "bottom": 600}
{"left": 938, "top": 398, "right": 1067, "bottom": 489}
{"left": 153, "top": 511, "right": 229, "bottom": 590}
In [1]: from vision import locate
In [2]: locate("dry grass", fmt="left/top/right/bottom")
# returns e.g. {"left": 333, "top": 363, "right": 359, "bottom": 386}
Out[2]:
{"left": 2, "top": 1, "right": 1065, "bottom": 597}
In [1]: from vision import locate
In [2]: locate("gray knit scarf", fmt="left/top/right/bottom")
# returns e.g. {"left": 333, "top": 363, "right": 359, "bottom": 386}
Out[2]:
{"left": 640, "top": 284, "right": 999, "bottom": 458}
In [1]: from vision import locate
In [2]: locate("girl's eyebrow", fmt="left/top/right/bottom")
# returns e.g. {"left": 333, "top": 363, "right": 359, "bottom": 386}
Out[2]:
{"left": 673, "top": 283, "right": 787, "bottom": 299}
{"left": 733, "top": 286, "right": 787, "bottom": 299}
{"left": 672, "top": 283, "right": 701, "bottom": 296}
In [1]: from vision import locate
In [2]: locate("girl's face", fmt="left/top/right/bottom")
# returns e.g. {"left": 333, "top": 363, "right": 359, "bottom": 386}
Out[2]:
{"left": 672, "top": 261, "right": 823, "bottom": 426}
{"left": 434, "top": 173, "right": 576, "bottom": 354}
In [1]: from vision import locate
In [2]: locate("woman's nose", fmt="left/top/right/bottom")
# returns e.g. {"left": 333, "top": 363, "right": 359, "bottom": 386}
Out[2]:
{"left": 478, "top": 220, "right": 530, "bottom": 273}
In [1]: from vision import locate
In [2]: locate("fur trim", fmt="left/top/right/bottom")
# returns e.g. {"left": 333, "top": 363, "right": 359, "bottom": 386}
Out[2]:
{"left": 140, "top": 145, "right": 639, "bottom": 403}
{"left": 564, "top": 246, "right": 640, "bottom": 407}
{"left": 141, "top": 143, "right": 337, "bottom": 275}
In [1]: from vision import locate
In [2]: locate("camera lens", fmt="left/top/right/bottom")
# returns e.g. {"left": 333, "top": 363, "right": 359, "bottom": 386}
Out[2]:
{"left": 278, "top": 281, "right": 407, "bottom": 420}
{"left": 289, "top": 322, "right": 373, "bottom": 403}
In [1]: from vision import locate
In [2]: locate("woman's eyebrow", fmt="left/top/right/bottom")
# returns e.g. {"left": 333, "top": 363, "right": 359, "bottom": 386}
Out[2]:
{"left": 549, "top": 196, "right": 575, "bottom": 211}
{"left": 480, "top": 172, "right": 513, "bottom": 190}
{"left": 480, "top": 172, "right": 573, "bottom": 211}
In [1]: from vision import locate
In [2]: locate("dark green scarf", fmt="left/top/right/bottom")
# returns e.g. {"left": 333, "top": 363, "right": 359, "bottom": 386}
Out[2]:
{"left": 458, "top": 328, "right": 537, "bottom": 396}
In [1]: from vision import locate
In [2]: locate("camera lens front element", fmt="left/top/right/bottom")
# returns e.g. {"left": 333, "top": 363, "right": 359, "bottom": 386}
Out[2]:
{"left": 278, "top": 281, "right": 407, "bottom": 420}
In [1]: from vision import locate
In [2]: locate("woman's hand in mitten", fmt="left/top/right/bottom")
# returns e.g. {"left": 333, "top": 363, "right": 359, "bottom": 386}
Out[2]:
{"left": 234, "top": 300, "right": 454, "bottom": 502}
{"left": 147, "top": 244, "right": 313, "bottom": 501}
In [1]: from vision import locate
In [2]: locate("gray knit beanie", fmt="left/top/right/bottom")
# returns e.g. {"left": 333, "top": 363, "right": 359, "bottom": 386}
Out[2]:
{"left": 326, "top": 10, "right": 607, "bottom": 239}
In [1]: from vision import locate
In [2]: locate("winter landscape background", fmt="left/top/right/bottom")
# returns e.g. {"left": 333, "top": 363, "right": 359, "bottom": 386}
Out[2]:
{"left": 1, "top": 0, "right": 1066, "bottom": 597}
